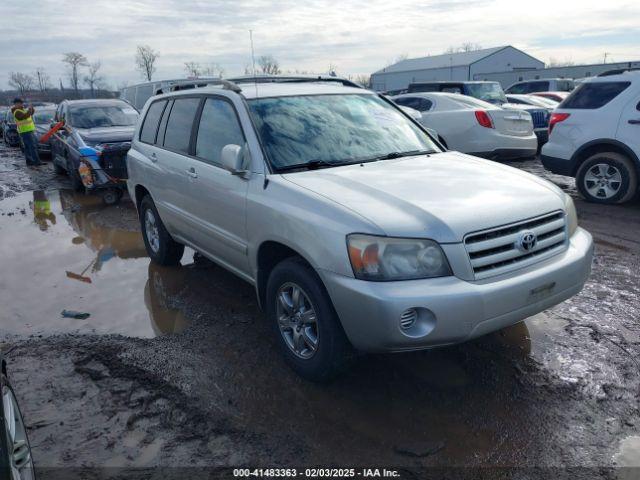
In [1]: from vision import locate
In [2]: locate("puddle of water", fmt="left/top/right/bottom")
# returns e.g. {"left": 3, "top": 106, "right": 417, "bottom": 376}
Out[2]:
{"left": 614, "top": 436, "right": 640, "bottom": 467}
{"left": 0, "top": 189, "right": 191, "bottom": 338}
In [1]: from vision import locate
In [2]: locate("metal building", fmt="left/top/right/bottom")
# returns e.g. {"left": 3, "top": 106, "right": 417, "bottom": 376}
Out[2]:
{"left": 370, "top": 46, "right": 544, "bottom": 92}
{"left": 474, "top": 60, "right": 640, "bottom": 88}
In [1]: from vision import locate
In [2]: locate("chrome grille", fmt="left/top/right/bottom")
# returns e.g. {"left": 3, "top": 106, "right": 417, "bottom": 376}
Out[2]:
{"left": 464, "top": 211, "right": 567, "bottom": 280}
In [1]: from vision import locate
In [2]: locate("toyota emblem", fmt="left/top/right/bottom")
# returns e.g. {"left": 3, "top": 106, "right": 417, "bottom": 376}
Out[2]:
{"left": 517, "top": 230, "right": 537, "bottom": 252}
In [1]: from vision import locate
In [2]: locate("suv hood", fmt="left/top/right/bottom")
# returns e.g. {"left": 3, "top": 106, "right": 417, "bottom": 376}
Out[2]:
{"left": 76, "top": 126, "right": 135, "bottom": 144}
{"left": 283, "top": 151, "right": 565, "bottom": 243}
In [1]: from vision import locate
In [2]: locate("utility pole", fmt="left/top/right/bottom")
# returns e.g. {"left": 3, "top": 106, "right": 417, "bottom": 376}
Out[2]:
{"left": 603, "top": 52, "right": 610, "bottom": 64}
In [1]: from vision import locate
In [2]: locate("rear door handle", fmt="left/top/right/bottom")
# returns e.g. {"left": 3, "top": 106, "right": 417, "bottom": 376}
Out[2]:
{"left": 150, "top": 152, "right": 157, "bottom": 163}
{"left": 628, "top": 119, "right": 640, "bottom": 125}
{"left": 186, "top": 167, "right": 198, "bottom": 179}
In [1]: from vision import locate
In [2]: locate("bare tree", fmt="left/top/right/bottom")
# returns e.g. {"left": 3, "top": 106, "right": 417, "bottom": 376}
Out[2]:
{"left": 184, "top": 61, "right": 202, "bottom": 78}
{"left": 327, "top": 63, "right": 338, "bottom": 76}
{"left": 258, "top": 55, "right": 281, "bottom": 75}
{"left": 84, "top": 61, "right": 104, "bottom": 98}
{"left": 354, "top": 74, "right": 371, "bottom": 88}
{"left": 62, "top": 52, "right": 88, "bottom": 97}
{"left": 135, "top": 45, "right": 159, "bottom": 81}
{"left": 201, "top": 63, "right": 225, "bottom": 78}
{"left": 8, "top": 72, "right": 35, "bottom": 96}
{"left": 547, "top": 57, "right": 575, "bottom": 67}
{"left": 34, "top": 67, "right": 51, "bottom": 92}
{"left": 445, "top": 43, "right": 482, "bottom": 54}
{"left": 460, "top": 42, "right": 482, "bottom": 52}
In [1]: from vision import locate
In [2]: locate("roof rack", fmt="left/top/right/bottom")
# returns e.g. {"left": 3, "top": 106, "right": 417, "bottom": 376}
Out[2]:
{"left": 597, "top": 68, "right": 640, "bottom": 77}
{"left": 227, "top": 75, "right": 363, "bottom": 89}
{"left": 160, "top": 78, "right": 242, "bottom": 94}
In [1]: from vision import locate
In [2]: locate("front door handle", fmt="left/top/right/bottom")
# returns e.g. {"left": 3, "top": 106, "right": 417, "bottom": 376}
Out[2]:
{"left": 150, "top": 152, "right": 157, "bottom": 163}
{"left": 628, "top": 119, "right": 640, "bottom": 125}
{"left": 186, "top": 167, "right": 198, "bottom": 179}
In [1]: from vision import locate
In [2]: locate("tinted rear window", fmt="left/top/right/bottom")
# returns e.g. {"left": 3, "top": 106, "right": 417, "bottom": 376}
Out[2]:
{"left": 140, "top": 100, "right": 166, "bottom": 144}
{"left": 163, "top": 97, "right": 201, "bottom": 153}
{"left": 561, "top": 82, "right": 630, "bottom": 109}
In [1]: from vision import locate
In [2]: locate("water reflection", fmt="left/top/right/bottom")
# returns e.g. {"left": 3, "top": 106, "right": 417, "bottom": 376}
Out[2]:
{"left": 31, "top": 190, "right": 56, "bottom": 231}
{"left": 144, "top": 263, "right": 190, "bottom": 336}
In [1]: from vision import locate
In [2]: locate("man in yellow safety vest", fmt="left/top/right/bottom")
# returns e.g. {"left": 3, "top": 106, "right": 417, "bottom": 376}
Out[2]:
{"left": 11, "top": 98, "right": 42, "bottom": 167}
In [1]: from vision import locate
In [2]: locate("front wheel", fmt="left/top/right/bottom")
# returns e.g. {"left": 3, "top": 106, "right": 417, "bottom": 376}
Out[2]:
{"left": 576, "top": 152, "right": 638, "bottom": 204}
{"left": 101, "top": 188, "right": 123, "bottom": 206}
{"left": 139, "top": 195, "right": 184, "bottom": 266}
{"left": 266, "top": 257, "right": 352, "bottom": 382}
{"left": 1, "top": 371, "right": 36, "bottom": 480}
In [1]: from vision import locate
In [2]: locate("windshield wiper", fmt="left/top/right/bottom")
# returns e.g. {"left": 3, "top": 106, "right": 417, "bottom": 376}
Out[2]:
{"left": 363, "top": 149, "right": 435, "bottom": 163}
{"left": 276, "top": 159, "right": 344, "bottom": 172}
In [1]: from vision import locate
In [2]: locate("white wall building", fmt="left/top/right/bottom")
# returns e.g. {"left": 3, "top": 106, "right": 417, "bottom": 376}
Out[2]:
{"left": 370, "top": 46, "right": 544, "bottom": 92}
{"left": 475, "top": 61, "right": 640, "bottom": 88}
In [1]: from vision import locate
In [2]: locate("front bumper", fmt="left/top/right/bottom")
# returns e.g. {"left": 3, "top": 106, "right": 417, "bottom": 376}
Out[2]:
{"left": 320, "top": 227, "right": 593, "bottom": 352}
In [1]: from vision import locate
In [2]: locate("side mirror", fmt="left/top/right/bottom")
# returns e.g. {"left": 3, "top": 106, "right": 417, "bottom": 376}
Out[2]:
{"left": 220, "top": 144, "right": 246, "bottom": 175}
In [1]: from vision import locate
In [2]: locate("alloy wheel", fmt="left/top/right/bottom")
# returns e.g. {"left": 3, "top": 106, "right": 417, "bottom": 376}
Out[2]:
{"left": 584, "top": 163, "right": 622, "bottom": 199}
{"left": 275, "top": 282, "right": 319, "bottom": 359}
{"left": 3, "top": 388, "right": 35, "bottom": 480}
{"left": 144, "top": 209, "right": 161, "bottom": 253}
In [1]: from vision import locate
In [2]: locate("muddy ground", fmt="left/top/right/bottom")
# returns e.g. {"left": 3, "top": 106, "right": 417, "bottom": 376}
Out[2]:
{"left": 0, "top": 143, "right": 638, "bottom": 477}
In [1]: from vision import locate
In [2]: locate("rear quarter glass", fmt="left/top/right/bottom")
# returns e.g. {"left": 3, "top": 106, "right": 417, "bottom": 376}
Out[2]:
{"left": 561, "top": 82, "right": 631, "bottom": 109}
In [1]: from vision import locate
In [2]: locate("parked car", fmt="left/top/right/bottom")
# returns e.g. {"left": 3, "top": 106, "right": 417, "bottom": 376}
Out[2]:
{"left": 51, "top": 99, "right": 139, "bottom": 205}
{"left": 1, "top": 353, "right": 35, "bottom": 480}
{"left": 2, "top": 110, "right": 20, "bottom": 147}
{"left": 393, "top": 92, "right": 537, "bottom": 159}
{"left": 502, "top": 97, "right": 553, "bottom": 147}
{"left": 505, "top": 94, "right": 559, "bottom": 109}
{"left": 0, "top": 107, "right": 8, "bottom": 138}
{"left": 33, "top": 106, "right": 57, "bottom": 156}
{"left": 541, "top": 70, "right": 640, "bottom": 204}
{"left": 127, "top": 79, "right": 593, "bottom": 381}
{"left": 532, "top": 91, "right": 570, "bottom": 103}
{"left": 506, "top": 78, "right": 575, "bottom": 94}
{"left": 407, "top": 81, "right": 508, "bottom": 105}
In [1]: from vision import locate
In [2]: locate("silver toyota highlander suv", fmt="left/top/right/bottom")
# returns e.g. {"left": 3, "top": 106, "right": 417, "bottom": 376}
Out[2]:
{"left": 126, "top": 79, "right": 594, "bottom": 381}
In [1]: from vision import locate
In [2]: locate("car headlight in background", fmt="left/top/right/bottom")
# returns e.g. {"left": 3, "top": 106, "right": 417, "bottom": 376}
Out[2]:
{"left": 564, "top": 194, "right": 578, "bottom": 236}
{"left": 347, "top": 234, "right": 452, "bottom": 281}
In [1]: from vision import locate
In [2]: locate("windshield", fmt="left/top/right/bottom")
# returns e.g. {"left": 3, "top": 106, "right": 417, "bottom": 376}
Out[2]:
{"left": 248, "top": 94, "right": 439, "bottom": 171}
{"left": 69, "top": 104, "right": 139, "bottom": 129}
{"left": 33, "top": 109, "right": 55, "bottom": 124}
{"left": 464, "top": 83, "right": 507, "bottom": 105}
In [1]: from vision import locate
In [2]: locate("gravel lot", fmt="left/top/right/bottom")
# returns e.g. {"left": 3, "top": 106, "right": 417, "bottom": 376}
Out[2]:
{"left": 0, "top": 143, "right": 638, "bottom": 478}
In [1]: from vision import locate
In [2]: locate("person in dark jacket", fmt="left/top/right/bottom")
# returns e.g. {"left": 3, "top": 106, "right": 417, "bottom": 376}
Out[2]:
{"left": 10, "top": 98, "right": 41, "bottom": 167}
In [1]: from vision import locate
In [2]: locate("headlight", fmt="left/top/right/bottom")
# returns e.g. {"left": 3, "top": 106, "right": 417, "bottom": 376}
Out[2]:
{"left": 347, "top": 234, "right": 452, "bottom": 281}
{"left": 564, "top": 194, "right": 578, "bottom": 236}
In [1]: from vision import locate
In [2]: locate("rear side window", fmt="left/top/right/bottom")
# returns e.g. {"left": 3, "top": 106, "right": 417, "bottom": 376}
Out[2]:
{"left": 395, "top": 97, "right": 432, "bottom": 112}
{"left": 139, "top": 100, "right": 166, "bottom": 144}
{"left": 163, "top": 97, "right": 201, "bottom": 153}
{"left": 561, "top": 82, "right": 631, "bottom": 109}
{"left": 195, "top": 98, "right": 245, "bottom": 165}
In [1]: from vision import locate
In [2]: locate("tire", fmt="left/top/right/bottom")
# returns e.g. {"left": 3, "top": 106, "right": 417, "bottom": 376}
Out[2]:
{"left": 266, "top": 257, "right": 353, "bottom": 382}
{"left": 139, "top": 195, "right": 184, "bottom": 266}
{"left": 576, "top": 152, "right": 638, "bottom": 204}
{"left": 53, "top": 160, "right": 65, "bottom": 175}
{"left": 1, "top": 371, "right": 36, "bottom": 480}
{"left": 67, "top": 158, "right": 84, "bottom": 192}
{"left": 101, "top": 188, "right": 123, "bottom": 206}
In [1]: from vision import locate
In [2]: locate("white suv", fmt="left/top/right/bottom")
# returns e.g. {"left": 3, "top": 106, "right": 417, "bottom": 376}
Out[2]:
{"left": 541, "top": 71, "right": 640, "bottom": 204}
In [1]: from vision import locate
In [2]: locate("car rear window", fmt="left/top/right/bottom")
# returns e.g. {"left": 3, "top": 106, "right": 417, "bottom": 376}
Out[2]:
{"left": 560, "top": 82, "right": 631, "bottom": 109}
{"left": 163, "top": 97, "right": 201, "bottom": 154}
{"left": 139, "top": 100, "right": 166, "bottom": 144}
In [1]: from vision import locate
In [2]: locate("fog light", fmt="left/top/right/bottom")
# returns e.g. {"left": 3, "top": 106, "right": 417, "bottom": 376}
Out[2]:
{"left": 399, "top": 308, "right": 418, "bottom": 330}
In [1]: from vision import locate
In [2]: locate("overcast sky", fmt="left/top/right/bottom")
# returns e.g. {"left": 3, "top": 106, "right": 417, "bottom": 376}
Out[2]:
{"left": 1, "top": 0, "right": 639, "bottom": 90}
